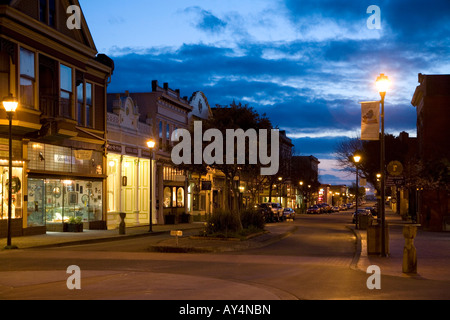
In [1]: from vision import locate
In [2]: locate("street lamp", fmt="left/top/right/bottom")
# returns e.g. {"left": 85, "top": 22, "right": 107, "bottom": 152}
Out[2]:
{"left": 2, "top": 94, "right": 19, "bottom": 250}
{"left": 147, "top": 139, "right": 156, "bottom": 232}
{"left": 353, "top": 155, "right": 361, "bottom": 228}
{"left": 376, "top": 73, "right": 390, "bottom": 257}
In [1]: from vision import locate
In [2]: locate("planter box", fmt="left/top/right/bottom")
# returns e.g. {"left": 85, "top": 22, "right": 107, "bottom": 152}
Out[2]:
{"left": 165, "top": 215, "right": 176, "bottom": 225}
{"left": 180, "top": 214, "right": 191, "bottom": 224}
{"left": 64, "top": 223, "right": 83, "bottom": 233}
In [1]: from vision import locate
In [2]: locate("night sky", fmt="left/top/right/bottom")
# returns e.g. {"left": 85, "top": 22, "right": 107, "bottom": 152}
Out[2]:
{"left": 80, "top": 0, "right": 450, "bottom": 185}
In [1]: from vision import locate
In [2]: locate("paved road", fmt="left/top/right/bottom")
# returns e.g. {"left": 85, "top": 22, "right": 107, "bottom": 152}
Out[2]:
{"left": 0, "top": 211, "right": 449, "bottom": 300}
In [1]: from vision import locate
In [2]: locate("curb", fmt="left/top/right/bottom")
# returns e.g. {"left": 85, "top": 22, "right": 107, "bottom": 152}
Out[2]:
{"left": 148, "top": 226, "right": 299, "bottom": 254}
{"left": 22, "top": 230, "right": 170, "bottom": 250}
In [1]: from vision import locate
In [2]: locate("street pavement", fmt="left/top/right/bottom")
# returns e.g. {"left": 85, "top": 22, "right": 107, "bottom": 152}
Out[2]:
{"left": 1, "top": 207, "right": 450, "bottom": 300}
{"left": 352, "top": 207, "right": 450, "bottom": 282}
{"left": 2, "top": 208, "right": 450, "bottom": 282}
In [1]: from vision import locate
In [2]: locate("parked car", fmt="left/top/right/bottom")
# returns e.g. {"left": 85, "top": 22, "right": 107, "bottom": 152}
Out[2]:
{"left": 332, "top": 206, "right": 340, "bottom": 212}
{"left": 307, "top": 205, "right": 321, "bottom": 214}
{"left": 257, "top": 204, "right": 275, "bottom": 223}
{"left": 282, "top": 207, "right": 296, "bottom": 220}
{"left": 318, "top": 203, "right": 332, "bottom": 213}
{"left": 352, "top": 209, "right": 372, "bottom": 224}
{"left": 264, "top": 202, "right": 283, "bottom": 221}
{"left": 365, "top": 206, "right": 378, "bottom": 217}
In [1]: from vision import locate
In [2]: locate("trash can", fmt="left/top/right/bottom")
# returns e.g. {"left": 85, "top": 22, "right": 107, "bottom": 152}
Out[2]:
{"left": 358, "top": 213, "right": 373, "bottom": 230}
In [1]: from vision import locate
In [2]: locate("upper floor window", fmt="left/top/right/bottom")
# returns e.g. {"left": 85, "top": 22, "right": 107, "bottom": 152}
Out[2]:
{"left": 60, "top": 64, "right": 72, "bottom": 118}
{"left": 20, "top": 48, "right": 35, "bottom": 109}
{"left": 159, "top": 121, "right": 163, "bottom": 150}
{"left": 40, "top": 0, "right": 56, "bottom": 27}
{"left": 0, "top": 51, "right": 11, "bottom": 104}
{"left": 77, "top": 80, "right": 93, "bottom": 128}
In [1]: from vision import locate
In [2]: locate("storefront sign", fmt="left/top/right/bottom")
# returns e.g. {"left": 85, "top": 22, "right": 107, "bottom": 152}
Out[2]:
{"left": 125, "top": 147, "right": 138, "bottom": 156}
{"left": 74, "top": 150, "right": 93, "bottom": 161}
{"left": 107, "top": 143, "right": 122, "bottom": 153}
{"left": 54, "top": 154, "right": 71, "bottom": 164}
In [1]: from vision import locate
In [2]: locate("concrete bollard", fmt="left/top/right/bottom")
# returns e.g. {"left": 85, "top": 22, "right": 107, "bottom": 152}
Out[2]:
{"left": 119, "top": 212, "right": 126, "bottom": 235}
{"left": 402, "top": 224, "right": 419, "bottom": 274}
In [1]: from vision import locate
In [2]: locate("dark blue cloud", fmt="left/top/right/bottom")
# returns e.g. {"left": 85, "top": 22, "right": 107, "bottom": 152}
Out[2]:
{"left": 105, "top": 1, "right": 450, "bottom": 186}
{"left": 185, "top": 7, "right": 227, "bottom": 33}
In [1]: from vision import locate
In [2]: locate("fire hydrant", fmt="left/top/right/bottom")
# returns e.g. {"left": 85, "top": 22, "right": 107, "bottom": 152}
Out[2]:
{"left": 403, "top": 225, "right": 419, "bottom": 274}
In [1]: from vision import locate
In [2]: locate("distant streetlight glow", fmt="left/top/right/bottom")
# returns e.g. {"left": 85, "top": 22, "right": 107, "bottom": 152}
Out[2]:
{"left": 147, "top": 139, "right": 156, "bottom": 232}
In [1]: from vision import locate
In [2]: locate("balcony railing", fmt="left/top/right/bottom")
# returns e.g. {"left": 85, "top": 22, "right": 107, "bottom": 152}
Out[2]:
{"left": 39, "top": 95, "right": 72, "bottom": 119}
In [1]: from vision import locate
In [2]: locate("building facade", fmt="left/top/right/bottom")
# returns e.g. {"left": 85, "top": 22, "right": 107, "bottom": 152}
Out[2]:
{"left": 0, "top": 0, "right": 113, "bottom": 237}
{"left": 411, "top": 73, "right": 450, "bottom": 231}
{"left": 105, "top": 92, "right": 153, "bottom": 229}
{"left": 118, "top": 81, "right": 193, "bottom": 225}
{"left": 186, "top": 91, "right": 217, "bottom": 221}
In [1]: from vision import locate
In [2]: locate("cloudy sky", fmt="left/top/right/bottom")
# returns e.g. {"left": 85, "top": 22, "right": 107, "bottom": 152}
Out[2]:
{"left": 80, "top": 0, "right": 450, "bottom": 185}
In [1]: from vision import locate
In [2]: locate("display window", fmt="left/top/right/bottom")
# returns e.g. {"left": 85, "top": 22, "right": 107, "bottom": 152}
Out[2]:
{"left": 27, "top": 178, "right": 103, "bottom": 228}
{"left": 163, "top": 186, "right": 185, "bottom": 208}
{"left": 0, "top": 166, "right": 23, "bottom": 220}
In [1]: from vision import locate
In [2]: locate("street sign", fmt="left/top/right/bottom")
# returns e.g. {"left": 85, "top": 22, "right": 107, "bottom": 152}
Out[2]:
{"left": 170, "top": 230, "right": 183, "bottom": 246}
{"left": 388, "top": 161, "right": 403, "bottom": 176}
{"left": 171, "top": 230, "right": 183, "bottom": 237}
{"left": 386, "top": 176, "right": 404, "bottom": 187}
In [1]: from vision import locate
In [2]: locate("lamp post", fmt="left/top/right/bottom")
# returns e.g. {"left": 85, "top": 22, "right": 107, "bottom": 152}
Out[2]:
{"left": 299, "top": 181, "right": 304, "bottom": 212}
{"left": 2, "top": 94, "right": 19, "bottom": 250}
{"left": 353, "top": 155, "right": 361, "bottom": 228}
{"left": 278, "top": 177, "right": 283, "bottom": 204}
{"left": 376, "top": 73, "right": 390, "bottom": 257}
{"left": 147, "top": 139, "right": 156, "bottom": 232}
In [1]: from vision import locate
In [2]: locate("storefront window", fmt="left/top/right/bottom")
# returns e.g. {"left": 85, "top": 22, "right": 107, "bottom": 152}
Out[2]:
{"left": 0, "top": 167, "right": 23, "bottom": 220}
{"left": 177, "top": 187, "right": 184, "bottom": 208}
{"left": 28, "top": 178, "right": 103, "bottom": 227}
{"left": 163, "top": 187, "right": 171, "bottom": 208}
{"left": 163, "top": 186, "right": 185, "bottom": 209}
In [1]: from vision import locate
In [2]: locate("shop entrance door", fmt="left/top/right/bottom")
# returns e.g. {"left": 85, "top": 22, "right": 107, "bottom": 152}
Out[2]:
{"left": 27, "top": 179, "right": 46, "bottom": 227}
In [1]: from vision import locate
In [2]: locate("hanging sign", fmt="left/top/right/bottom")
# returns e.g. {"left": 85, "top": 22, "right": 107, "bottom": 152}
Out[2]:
{"left": 360, "top": 101, "right": 380, "bottom": 141}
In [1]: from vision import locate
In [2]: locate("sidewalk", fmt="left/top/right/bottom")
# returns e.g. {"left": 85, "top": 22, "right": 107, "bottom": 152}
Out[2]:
{"left": 352, "top": 207, "right": 450, "bottom": 281}
{"left": 0, "top": 221, "right": 297, "bottom": 252}
{"left": 0, "top": 223, "right": 204, "bottom": 250}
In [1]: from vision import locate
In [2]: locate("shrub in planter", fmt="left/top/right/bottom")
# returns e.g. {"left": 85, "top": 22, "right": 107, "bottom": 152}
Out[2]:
{"left": 241, "top": 209, "right": 265, "bottom": 230}
{"left": 207, "top": 209, "right": 240, "bottom": 235}
{"left": 64, "top": 216, "right": 83, "bottom": 233}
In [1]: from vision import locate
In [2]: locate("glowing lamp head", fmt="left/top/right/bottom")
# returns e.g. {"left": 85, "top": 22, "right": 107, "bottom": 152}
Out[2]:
{"left": 353, "top": 155, "right": 362, "bottom": 163}
{"left": 147, "top": 140, "right": 156, "bottom": 149}
{"left": 376, "top": 73, "right": 390, "bottom": 94}
{"left": 2, "top": 94, "right": 18, "bottom": 113}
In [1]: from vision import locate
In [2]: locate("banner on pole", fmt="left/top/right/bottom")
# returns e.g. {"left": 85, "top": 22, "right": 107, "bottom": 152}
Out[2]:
{"left": 360, "top": 101, "right": 380, "bottom": 141}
